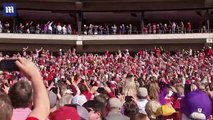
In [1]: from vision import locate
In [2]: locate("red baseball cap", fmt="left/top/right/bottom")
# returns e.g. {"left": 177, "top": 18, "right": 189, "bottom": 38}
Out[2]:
{"left": 49, "top": 106, "right": 80, "bottom": 120}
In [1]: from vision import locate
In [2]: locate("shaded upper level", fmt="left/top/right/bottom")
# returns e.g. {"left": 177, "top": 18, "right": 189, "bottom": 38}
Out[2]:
{"left": 0, "top": 0, "right": 212, "bottom": 12}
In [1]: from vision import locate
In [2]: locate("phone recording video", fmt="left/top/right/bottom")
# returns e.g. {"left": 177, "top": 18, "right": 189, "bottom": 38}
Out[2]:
{"left": 114, "top": 89, "right": 119, "bottom": 96}
{"left": 125, "top": 96, "right": 133, "bottom": 102}
{"left": 184, "top": 84, "right": 191, "bottom": 95}
{"left": 0, "top": 59, "right": 19, "bottom": 71}
{"left": 97, "top": 87, "right": 105, "bottom": 94}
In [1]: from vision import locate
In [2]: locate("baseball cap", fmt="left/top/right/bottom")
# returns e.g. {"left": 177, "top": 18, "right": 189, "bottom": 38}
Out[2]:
{"left": 181, "top": 90, "right": 212, "bottom": 120}
{"left": 108, "top": 98, "right": 122, "bottom": 109}
{"left": 137, "top": 87, "right": 148, "bottom": 98}
{"left": 48, "top": 90, "right": 57, "bottom": 108}
{"left": 65, "top": 104, "right": 89, "bottom": 120}
{"left": 156, "top": 104, "right": 176, "bottom": 117}
{"left": 71, "top": 95, "right": 87, "bottom": 106}
{"left": 49, "top": 106, "right": 80, "bottom": 120}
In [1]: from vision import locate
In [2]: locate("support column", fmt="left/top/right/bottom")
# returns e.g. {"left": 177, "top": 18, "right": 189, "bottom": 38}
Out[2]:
{"left": 205, "top": 38, "right": 213, "bottom": 47}
{"left": 76, "top": 12, "right": 83, "bottom": 35}
{"left": 140, "top": 12, "right": 145, "bottom": 34}
{"left": 12, "top": 17, "right": 16, "bottom": 33}
{"left": 204, "top": 10, "right": 210, "bottom": 32}
{"left": 76, "top": 36, "right": 83, "bottom": 51}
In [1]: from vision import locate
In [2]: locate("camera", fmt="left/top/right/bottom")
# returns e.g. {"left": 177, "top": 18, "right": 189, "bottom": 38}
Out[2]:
{"left": 0, "top": 59, "right": 19, "bottom": 71}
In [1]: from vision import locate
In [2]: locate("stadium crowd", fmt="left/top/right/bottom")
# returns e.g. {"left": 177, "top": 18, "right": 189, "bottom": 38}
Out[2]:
{"left": 0, "top": 46, "right": 213, "bottom": 120}
{"left": 0, "top": 21, "right": 76, "bottom": 34}
{"left": 0, "top": 20, "right": 211, "bottom": 35}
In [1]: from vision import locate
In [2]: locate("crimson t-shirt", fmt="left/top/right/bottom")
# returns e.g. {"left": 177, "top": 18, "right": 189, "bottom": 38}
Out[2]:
{"left": 26, "top": 117, "right": 39, "bottom": 120}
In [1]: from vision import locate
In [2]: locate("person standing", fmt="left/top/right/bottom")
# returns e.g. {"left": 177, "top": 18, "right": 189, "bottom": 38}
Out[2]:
{"left": 8, "top": 81, "right": 33, "bottom": 120}
{"left": 106, "top": 98, "right": 130, "bottom": 120}
{"left": 17, "top": 23, "right": 24, "bottom": 33}
{"left": 121, "top": 24, "right": 125, "bottom": 34}
{"left": 172, "top": 22, "right": 176, "bottom": 33}
{"left": 148, "top": 23, "right": 152, "bottom": 34}
{"left": 67, "top": 24, "right": 72, "bottom": 34}
{"left": 136, "top": 87, "right": 149, "bottom": 115}
{"left": 62, "top": 25, "right": 67, "bottom": 34}
{"left": 25, "top": 22, "right": 30, "bottom": 34}
{"left": 112, "top": 24, "right": 117, "bottom": 35}
{"left": 4, "top": 22, "right": 10, "bottom": 33}
{"left": 187, "top": 21, "right": 191, "bottom": 33}
{"left": 56, "top": 23, "right": 62, "bottom": 34}
{"left": 35, "top": 24, "right": 41, "bottom": 34}
{"left": 180, "top": 21, "right": 185, "bottom": 33}
{"left": 152, "top": 23, "right": 156, "bottom": 34}
{"left": 128, "top": 24, "right": 132, "bottom": 34}
{"left": 88, "top": 24, "right": 93, "bottom": 35}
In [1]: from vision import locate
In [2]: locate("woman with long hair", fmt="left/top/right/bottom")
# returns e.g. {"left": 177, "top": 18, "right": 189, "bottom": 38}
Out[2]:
{"left": 122, "top": 77, "right": 137, "bottom": 98}
{"left": 148, "top": 81, "right": 160, "bottom": 101}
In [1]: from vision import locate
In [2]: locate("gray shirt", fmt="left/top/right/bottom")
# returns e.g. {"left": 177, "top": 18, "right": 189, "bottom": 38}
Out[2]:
{"left": 106, "top": 110, "right": 130, "bottom": 120}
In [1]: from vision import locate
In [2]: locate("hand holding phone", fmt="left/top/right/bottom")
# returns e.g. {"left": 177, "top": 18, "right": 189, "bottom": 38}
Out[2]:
{"left": 0, "top": 59, "right": 19, "bottom": 71}
{"left": 97, "top": 87, "right": 105, "bottom": 94}
{"left": 125, "top": 96, "right": 133, "bottom": 102}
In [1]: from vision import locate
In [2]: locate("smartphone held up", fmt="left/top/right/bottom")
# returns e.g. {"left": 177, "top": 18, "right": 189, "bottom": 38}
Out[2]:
{"left": 0, "top": 59, "right": 19, "bottom": 71}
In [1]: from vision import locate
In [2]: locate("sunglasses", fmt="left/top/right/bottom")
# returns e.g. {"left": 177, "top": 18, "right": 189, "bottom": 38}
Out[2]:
{"left": 85, "top": 107, "right": 94, "bottom": 112}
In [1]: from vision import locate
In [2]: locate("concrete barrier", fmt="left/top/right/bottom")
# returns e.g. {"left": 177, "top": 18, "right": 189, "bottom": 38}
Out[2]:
{"left": 0, "top": 33, "right": 212, "bottom": 52}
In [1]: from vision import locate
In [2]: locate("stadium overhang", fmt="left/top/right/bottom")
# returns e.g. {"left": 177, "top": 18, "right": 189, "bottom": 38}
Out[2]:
{"left": 0, "top": 0, "right": 212, "bottom": 12}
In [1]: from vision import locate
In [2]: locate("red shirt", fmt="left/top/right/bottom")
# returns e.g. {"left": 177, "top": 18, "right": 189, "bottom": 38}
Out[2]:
{"left": 26, "top": 117, "right": 39, "bottom": 120}
{"left": 208, "top": 49, "right": 213, "bottom": 56}
{"left": 83, "top": 91, "right": 92, "bottom": 100}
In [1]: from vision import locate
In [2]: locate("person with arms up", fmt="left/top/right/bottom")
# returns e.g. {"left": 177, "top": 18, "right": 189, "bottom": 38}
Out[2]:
{"left": 0, "top": 58, "right": 50, "bottom": 120}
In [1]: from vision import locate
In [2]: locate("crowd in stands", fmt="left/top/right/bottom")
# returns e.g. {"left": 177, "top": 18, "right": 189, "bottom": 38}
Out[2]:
{"left": 83, "top": 21, "right": 209, "bottom": 35}
{"left": 0, "top": 20, "right": 211, "bottom": 35}
{"left": 0, "top": 20, "right": 76, "bottom": 34}
{"left": 0, "top": 46, "right": 213, "bottom": 120}
{"left": 143, "top": 21, "right": 192, "bottom": 34}
{"left": 83, "top": 24, "right": 138, "bottom": 35}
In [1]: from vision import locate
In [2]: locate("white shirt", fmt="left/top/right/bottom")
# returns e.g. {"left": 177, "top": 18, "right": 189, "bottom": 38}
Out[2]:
{"left": 137, "top": 99, "right": 148, "bottom": 114}
{"left": 57, "top": 25, "right": 62, "bottom": 31}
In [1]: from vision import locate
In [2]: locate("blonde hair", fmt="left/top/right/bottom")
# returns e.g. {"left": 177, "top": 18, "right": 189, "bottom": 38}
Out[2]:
{"left": 191, "top": 84, "right": 198, "bottom": 91}
{"left": 176, "top": 85, "right": 184, "bottom": 96}
{"left": 57, "top": 94, "right": 73, "bottom": 108}
{"left": 122, "top": 77, "right": 137, "bottom": 98}
{"left": 145, "top": 100, "right": 161, "bottom": 120}
{"left": 148, "top": 81, "right": 160, "bottom": 101}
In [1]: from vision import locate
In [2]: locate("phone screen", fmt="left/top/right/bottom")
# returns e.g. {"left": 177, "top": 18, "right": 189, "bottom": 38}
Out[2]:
{"left": 0, "top": 59, "right": 19, "bottom": 71}
{"left": 125, "top": 96, "right": 133, "bottom": 102}
{"left": 184, "top": 84, "right": 191, "bottom": 95}
{"left": 114, "top": 89, "right": 119, "bottom": 96}
{"left": 97, "top": 87, "right": 105, "bottom": 94}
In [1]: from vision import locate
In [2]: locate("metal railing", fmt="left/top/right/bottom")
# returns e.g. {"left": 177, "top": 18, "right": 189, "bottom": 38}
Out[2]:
{"left": 0, "top": 28, "right": 212, "bottom": 35}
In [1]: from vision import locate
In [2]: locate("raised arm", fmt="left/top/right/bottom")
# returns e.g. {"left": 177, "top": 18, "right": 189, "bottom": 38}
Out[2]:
{"left": 16, "top": 58, "right": 50, "bottom": 120}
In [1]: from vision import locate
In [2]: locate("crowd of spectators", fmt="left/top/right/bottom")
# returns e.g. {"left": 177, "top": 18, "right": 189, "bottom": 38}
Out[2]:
{"left": 82, "top": 21, "right": 193, "bottom": 35}
{"left": 143, "top": 21, "right": 192, "bottom": 34}
{"left": 0, "top": 20, "right": 76, "bottom": 34}
{"left": 0, "top": 20, "right": 210, "bottom": 35}
{"left": 0, "top": 46, "right": 212, "bottom": 120}
{"left": 16, "top": 21, "right": 75, "bottom": 34}
{"left": 83, "top": 24, "right": 139, "bottom": 35}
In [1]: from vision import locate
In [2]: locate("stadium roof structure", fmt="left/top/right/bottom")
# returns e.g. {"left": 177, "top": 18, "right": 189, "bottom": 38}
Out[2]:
{"left": 0, "top": 0, "right": 213, "bottom": 12}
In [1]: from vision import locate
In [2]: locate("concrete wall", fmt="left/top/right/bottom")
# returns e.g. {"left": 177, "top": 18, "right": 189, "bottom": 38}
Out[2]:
{"left": 0, "top": 33, "right": 212, "bottom": 52}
